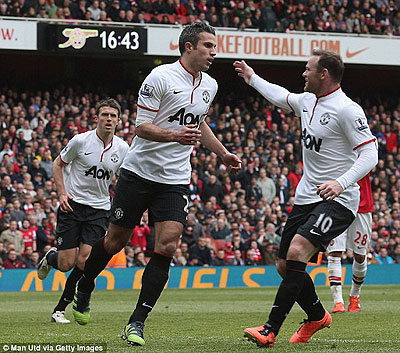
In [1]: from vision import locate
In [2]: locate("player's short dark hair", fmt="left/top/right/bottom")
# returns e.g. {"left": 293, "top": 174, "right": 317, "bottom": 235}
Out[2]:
{"left": 95, "top": 98, "right": 121, "bottom": 118}
{"left": 312, "top": 49, "right": 344, "bottom": 84}
{"left": 178, "top": 22, "right": 216, "bottom": 55}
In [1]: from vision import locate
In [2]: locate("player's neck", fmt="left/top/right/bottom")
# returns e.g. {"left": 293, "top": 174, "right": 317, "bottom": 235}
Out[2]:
{"left": 180, "top": 57, "right": 200, "bottom": 78}
{"left": 96, "top": 129, "right": 114, "bottom": 147}
{"left": 315, "top": 83, "right": 340, "bottom": 98}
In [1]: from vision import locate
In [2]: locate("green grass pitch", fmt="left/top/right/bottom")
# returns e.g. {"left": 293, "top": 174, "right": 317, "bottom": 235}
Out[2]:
{"left": 0, "top": 285, "right": 399, "bottom": 353}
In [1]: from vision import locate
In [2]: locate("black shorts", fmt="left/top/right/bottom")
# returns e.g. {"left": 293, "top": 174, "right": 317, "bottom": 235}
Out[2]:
{"left": 110, "top": 168, "right": 190, "bottom": 229}
{"left": 55, "top": 200, "right": 110, "bottom": 250}
{"left": 278, "top": 201, "right": 355, "bottom": 263}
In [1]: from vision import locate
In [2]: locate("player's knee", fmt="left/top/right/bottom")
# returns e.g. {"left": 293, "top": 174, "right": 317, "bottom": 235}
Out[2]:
{"left": 58, "top": 259, "right": 74, "bottom": 272}
{"left": 104, "top": 231, "right": 130, "bottom": 254}
{"left": 157, "top": 242, "right": 177, "bottom": 257}
{"left": 354, "top": 253, "right": 366, "bottom": 263}
{"left": 276, "top": 259, "right": 286, "bottom": 278}
{"left": 76, "top": 254, "right": 89, "bottom": 270}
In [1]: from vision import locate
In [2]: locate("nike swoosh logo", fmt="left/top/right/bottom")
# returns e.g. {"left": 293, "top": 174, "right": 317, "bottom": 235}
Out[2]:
{"left": 169, "top": 41, "right": 179, "bottom": 50}
{"left": 84, "top": 152, "right": 93, "bottom": 155}
{"left": 272, "top": 305, "right": 279, "bottom": 308}
{"left": 310, "top": 229, "right": 321, "bottom": 236}
{"left": 303, "top": 108, "right": 308, "bottom": 112}
{"left": 142, "top": 302, "right": 153, "bottom": 309}
{"left": 346, "top": 48, "right": 368, "bottom": 58}
{"left": 173, "top": 90, "right": 183, "bottom": 94}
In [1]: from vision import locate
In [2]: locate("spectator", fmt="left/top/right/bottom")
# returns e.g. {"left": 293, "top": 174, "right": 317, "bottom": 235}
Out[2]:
{"left": 244, "top": 248, "right": 258, "bottom": 266}
{"left": 261, "top": 243, "right": 276, "bottom": 265}
{"left": 0, "top": 220, "right": 24, "bottom": 256}
{"left": 88, "top": 0, "right": 101, "bottom": 20}
{"left": 257, "top": 168, "right": 276, "bottom": 204}
{"left": 172, "top": 248, "right": 187, "bottom": 267}
{"left": 189, "top": 237, "right": 212, "bottom": 266}
{"left": 3, "top": 249, "right": 25, "bottom": 269}
{"left": 229, "top": 249, "right": 245, "bottom": 266}
{"left": 376, "top": 247, "right": 394, "bottom": 264}
{"left": 210, "top": 218, "right": 231, "bottom": 240}
{"left": 134, "top": 251, "right": 148, "bottom": 267}
{"left": 212, "top": 249, "right": 228, "bottom": 266}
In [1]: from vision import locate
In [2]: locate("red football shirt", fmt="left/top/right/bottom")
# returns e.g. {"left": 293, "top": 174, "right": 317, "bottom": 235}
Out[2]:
{"left": 358, "top": 173, "right": 374, "bottom": 213}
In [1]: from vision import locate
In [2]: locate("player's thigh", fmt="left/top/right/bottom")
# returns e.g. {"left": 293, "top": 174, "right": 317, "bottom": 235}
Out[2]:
{"left": 81, "top": 207, "right": 109, "bottom": 247}
{"left": 110, "top": 169, "right": 151, "bottom": 229}
{"left": 278, "top": 203, "right": 317, "bottom": 260}
{"left": 55, "top": 208, "right": 81, "bottom": 251}
{"left": 149, "top": 183, "right": 189, "bottom": 227}
{"left": 327, "top": 229, "right": 347, "bottom": 254}
{"left": 346, "top": 212, "right": 372, "bottom": 256}
{"left": 297, "top": 201, "right": 355, "bottom": 256}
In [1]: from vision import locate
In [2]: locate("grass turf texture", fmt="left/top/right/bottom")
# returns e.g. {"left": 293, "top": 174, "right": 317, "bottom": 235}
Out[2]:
{"left": 0, "top": 285, "right": 399, "bottom": 353}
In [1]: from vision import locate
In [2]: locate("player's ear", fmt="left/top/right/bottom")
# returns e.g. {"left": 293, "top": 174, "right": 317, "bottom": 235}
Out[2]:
{"left": 185, "top": 41, "right": 193, "bottom": 53}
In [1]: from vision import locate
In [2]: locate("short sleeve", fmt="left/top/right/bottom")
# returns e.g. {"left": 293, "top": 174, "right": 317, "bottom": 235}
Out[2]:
{"left": 60, "top": 135, "right": 80, "bottom": 164}
{"left": 136, "top": 69, "right": 166, "bottom": 125}
{"left": 341, "top": 103, "right": 376, "bottom": 150}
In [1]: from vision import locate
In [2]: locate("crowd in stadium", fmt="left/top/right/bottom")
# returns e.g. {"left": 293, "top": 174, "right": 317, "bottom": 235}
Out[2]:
{"left": 1, "top": 0, "right": 400, "bottom": 36}
{"left": 0, "top": 83, "right": 399, "bottom": 270}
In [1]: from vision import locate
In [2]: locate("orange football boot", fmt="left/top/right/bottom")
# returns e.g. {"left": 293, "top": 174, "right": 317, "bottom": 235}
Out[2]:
{"left": 348, "top": 296, "right": 361, "bottom": 312}
{"left": 244, "top": 325, "right": 276, "bottom": 348}
{"left": 289, "top": 310, "right": 332, "bottom": 344}
{"left": 332, "top": 302, "right": 345, "bottom": 313}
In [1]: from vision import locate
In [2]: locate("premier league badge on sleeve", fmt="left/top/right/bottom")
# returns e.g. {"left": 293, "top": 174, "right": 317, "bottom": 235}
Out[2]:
{"left": 140, "top": 84, "right": 154, "bottom": 98}
{"left": 354, "top": 117, "right": 368, "bottom": 131}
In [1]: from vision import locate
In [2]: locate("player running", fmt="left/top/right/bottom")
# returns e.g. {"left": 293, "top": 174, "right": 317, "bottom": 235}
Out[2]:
{"left": 328, "top": 173, "right": 373, "bottom": 313}
{"left": 72, "top": 23, "right": 241, "bottom": 346}
{"left": 234, "top": 50, "right": 378, "bottom": 348}
{"left": 37, "top": 98, "right": 129, "bottom": 323}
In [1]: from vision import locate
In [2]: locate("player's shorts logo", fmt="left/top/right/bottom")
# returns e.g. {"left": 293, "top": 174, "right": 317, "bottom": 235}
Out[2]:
{"left": 114, "top": 207, "right": 124, "bottom": 219}
{"left": 202, "top": 90, "right": 210, "bottom": 103}
{"left": 320, "top": 112, "right": 331, "bottom": 125}
{"left": 111, "top": 153, "right": 119, "bottom": 163}
{"left": 140, "top": 84, "right": 154, "bottom": 98}
{"left": 57, "top": 237, "right": 63, "bottom": 246}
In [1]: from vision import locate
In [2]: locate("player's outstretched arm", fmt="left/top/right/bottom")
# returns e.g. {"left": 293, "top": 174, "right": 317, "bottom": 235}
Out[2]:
{"left": 233, "top": 60, "right": 255, "bottom": 85}
{"left": 136, "top": 123, "right": 201, "bottom": 145}
{"left": 233, "top": 60, "right": 293, "bottom": 112}
{"left": 52, "top": 155, "right": 74, "bottom": 213}
{"left": 199, "top": 122, "right": 242, "bottom": 175}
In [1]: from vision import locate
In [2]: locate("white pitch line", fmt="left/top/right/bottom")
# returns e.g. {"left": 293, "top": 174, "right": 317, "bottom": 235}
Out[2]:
{"left": 313, "top": 338, "right": 400, "bottom": 344}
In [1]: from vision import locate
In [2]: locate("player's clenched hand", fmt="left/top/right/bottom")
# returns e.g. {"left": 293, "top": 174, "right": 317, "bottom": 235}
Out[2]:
{"left": 223, "top": 153, "right": 242, "bottom": 175}
{"left": 233, "top": 60, "right": 255, "bottom": 84}
{"left": 317, "top": 180, "right": 344, "bottom": 201}
{"left": 175, "top": 124, "right": 201, "bottom": 145}
{"left": 59, "top": 193, "right": 74, "bottom": 213}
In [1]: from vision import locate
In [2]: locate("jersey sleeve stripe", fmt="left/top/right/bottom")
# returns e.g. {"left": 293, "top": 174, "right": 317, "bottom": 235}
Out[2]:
{"left": 137, "top": 104, "right": 159, "bottom": 113}
{"left": 353, "top": 138, "right": 376, "bottom": 151}
{"left": 59, "top": 156, "right": 69, "bottom": 165}
{"left": 286, "top": 93, "right": 296, "bottom": 115}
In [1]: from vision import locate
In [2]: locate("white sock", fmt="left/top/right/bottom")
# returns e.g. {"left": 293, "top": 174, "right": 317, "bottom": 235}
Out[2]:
{"left": 328, "top": 256, "right": 343, "bottom": 304}
{"left": 350, "top": 258, "right": 367, "bottom": 297}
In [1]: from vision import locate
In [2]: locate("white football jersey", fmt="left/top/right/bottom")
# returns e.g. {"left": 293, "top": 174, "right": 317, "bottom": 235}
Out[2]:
{"left": 122, "top": 60, "right": 218, "bottom": 184}
{"left": 60, "top": 130, "right": 129, "bottom": 210}
{"left": 287, "top": 87, "right": 376, "bottom": 215}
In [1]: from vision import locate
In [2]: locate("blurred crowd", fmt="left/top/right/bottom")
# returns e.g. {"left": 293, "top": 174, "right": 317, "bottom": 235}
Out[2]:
{"left": 1, "top": 0, "right": 400, "bottom": 36}
{"left": 0, "top": 82, "right": 399, "bottom": 270}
